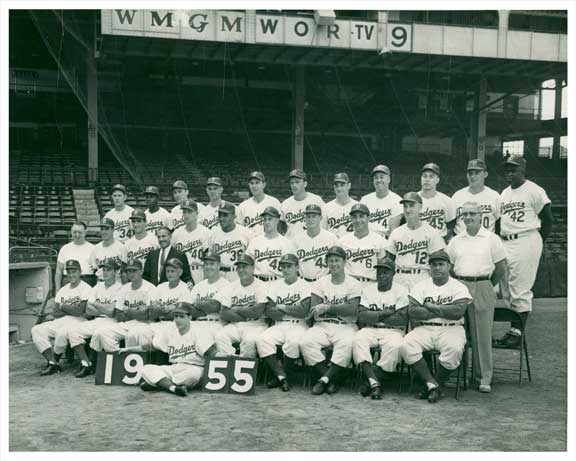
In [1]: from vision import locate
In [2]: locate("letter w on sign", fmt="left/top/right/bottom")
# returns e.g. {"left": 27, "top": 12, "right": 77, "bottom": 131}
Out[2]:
{"left": 202, "top": 356, "right": 258, "bottom": 395}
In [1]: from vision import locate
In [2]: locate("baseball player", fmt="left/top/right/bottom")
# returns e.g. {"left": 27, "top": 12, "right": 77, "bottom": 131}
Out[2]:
{"left": 496, "top": 155, "right": 553, "bottom": 348}
{"left": 339, "top": 203, "right": 388, "bottom": 286}
{"left": 170, "top": 180, "right": 206, "bottom": 231}
{"left": 400, "top": 250, "right": 472, "bottom": 403}
{"left": 54, "top": 221, "right": 96, "bottom": 291}
{"left": 256, "top": 254, "right": 312, "bottom": 391}
{"left": 198, "top": 177, "right": 224, "bottom": 230}
{"left": 452, "top": 159, "right": 501, "bottom": 235}
{"left": 294, "top": 204, "right": 338, "bottom": 282}
{"left": 245, "top": 206, "right": 296, "bottom": 282}
{"left": 323, "top": 173, "right": 358, "bottom": 237}
{"left": 125, "top": 209, "right": 159, "bottom": 264}
{"left": 92, "top": 218, "right": 127, "bottom": 281}
{"left": 281, "top": 169, "right": 324, "bottom": 239}
{"left": 236, "top": 171, "right": 282, "bottom": 238}
{"left": 387, "top": 192, "right": 446, "bottom": 290}
{"left": 144, "top": 186, "right": 171, "bottom": 235}
{"left": 208, "top": 201, "right": 252, "bottom": 282}
{"left": 64, "top": 260, "right": 123, "bottom": 378}
{"left": 215, "top": 254, "right": 268, "bottom": 358}
{"left": 360, "top": 165, "right": 403, "bottom": 238}
{"left": 90, "top": 259, "right": 155, "bottom": 352}
{"left": 171, "top": 199, "right": 210, "bottom": 284}
{"left": 31, "top": 260, "right": 92, "bottom": 375}
{"left": 353, "top": 257, "right": 409, "bottom": 399}
{"left": 418, "top": 163, "right": 456, "bottom": 241}
{"left": 447, "top": 201, "right": 507, "bottom": 393}
{"left": 103, "top": 184, "right": 134, "bottom": 243}
{"left": 120, "top": 302, "right": 217, "bottom": 397}
{"left": 299, "top": 246, "right": 361, "bottom": 395}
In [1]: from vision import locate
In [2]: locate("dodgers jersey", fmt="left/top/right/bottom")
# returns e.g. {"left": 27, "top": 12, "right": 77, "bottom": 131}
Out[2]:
{"left": 152, "top": 280, "right": 192, "bottom": 319}
{"left": 170, "top": 202, "right": 207, "bottom": 231}
{"left": 172, "top": 224, "right": 211, "bottom": 268}
{"left": 217, "top": 278, "right": 268, "bottom": 322}
{"left": 115, "top": 280, "right": 156, "bottom": 316}
{"left": 360, "top": 191, "right": 403, "bottom": 236}
{"left": 409, "top": 277, "right": 471, "bottom": 325}
{"left": 338, "top": 231, "right": 388, "bottom": 281}
{"left": 104, "top": 205, "right": 134, "bottom": 243}
{"left": 198, "top": 203, "right": 221, "bottom": 230}
{"left": 208, "top": 225, "right": 252, "bottom": 269}
{"left": 418, "top": 191, "right": 455, "bottom": 237}
{"left": 267, "top": 278, "right": 312, "bottom": 322}
{"left": 92, "top": 241, "right": 128, "bottom": 279}
{"left": 236, "top": 194, "right": 282, "bottom": 238}
{"left": 499, "top": 180, "right": 551, "bottom": 236}
{"left": 125, "top": 233, "right": 159, "bottom": 263}
{"left": 145, "top": 207, "right": 171, "bottom": 235}
{"left": 294, "top": 230, "right": 338, "bottom": 281}
{"left": 387, "top": 223, "right": 446, "bottom": 271}
{"left": 311, "top": 275, "right": 361, "bottom": 324}
{"left": 360, "top": 282, "right": 409, "bottom": 327}
{"left": 153, "top": 323, "right": 214, "bottom": 367}
{"left": 452, "top": 186, "right": 500, "bottom": 234}
{"left": 189, "top": 277, "right": 230, "bottom": 322}
{"left": 88, "top": 281, "right": 123, "bottom": 317}
{"left": 246, "top": 234, "right": 297, "bottom": 277}
{"left": 55, "top": 280, "right": 93, "bottom": 306}
{"left": 323, "top": 198, "right": 358, "bottom": 237}
{"left": 281, "top": 193, "right": 325, "bottom": 239}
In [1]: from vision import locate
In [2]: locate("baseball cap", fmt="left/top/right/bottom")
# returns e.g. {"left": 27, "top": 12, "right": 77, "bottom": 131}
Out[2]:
{"left": 219, "top": 201, "right": 236, "bottom": 214}
{"left": 249, "top": 171, "right": 266, "bottom": 182}
{"left": 375, "top": 257, "right": 395, "bottom": 270}
{"left": 504, "top": 155, "right": 527, "bottom": 168}
{"left": 421, "top": 163, "right": 441, "bottom": 176}
{"left": 165, "top": 258, "right": 183, "bottom": 270}
{"left": 400, "top": 192, "right": 423, "bottom": 205}
{"left": 99, "top": 259, "right": 119, "bottom": 270}
{"left": 349, "top": 203, "right": 370, "bottom": 216}
{"left": 99, "top": 218, "right": 115, "bottom": 228}
{"left": 65, "top": 260, "right": 81, "bottom": 271}
{"left": 279, "top": 254, "right": 299, "bottom": 266}
{"left": 172, "top": 180, "right": 188, "bottom": 190}
{"left": 202, "top": 251, "right": 221, "bottom": 263}
{"left": 325, "top": 246, "right": 347, "bottom": 260}
{"left": 428, "top": 250, "right": 451, "bottom": 263}
{"left": 234, "top": 254, "right": 255, "bottom": 266}
{"left": 333, "top": 172, "right": 350, "bottom": 184}
{"left": 144, "top": 186, "right": 159, "bottom": 196}
{"left": 261, "top": 206, "right": 280, "bottom": 218}
{"left": 126, "top": 259, "right": 143, "bottom": 271}
{"left": 173, "top": 302, "right": 193, "bottom": 315}
{"left": 304, "top": 204, "right": 322, "bottom": 215}
{"left": 206, "top": 177, "right": 223, "bottom": 187}
{"left": 371, "top": 165, "right": 390, "bottom": 176}
{"left": 129, "top": 209, "right": 146, "bottom": 221}
{"left": 467, "top": 159, "right": 487, "bottom": 171}
{"left": 289, "top": 169, "right": 307, "bottom": 181}
{"left": 111, "top": 184, "right": 127, "bottom": 194}
{"left": 181, "top": 199, "right": 198, "bottom": 212}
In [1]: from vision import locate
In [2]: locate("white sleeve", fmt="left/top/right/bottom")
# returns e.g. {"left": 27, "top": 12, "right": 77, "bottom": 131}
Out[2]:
{"left": 396, "top": 286, "right": 410, "bottom": 310}
{"left": 196, "top": 329, "right": 216, "bottom": 357}
{"left": 532, "top": 185, "right": 551, "bottom": 214}
{"left": 387, "top": 231, "right": 398, "bottom": 255}
{"left": 347, "top": 278, "right": 362, "bottom": 300}
{"left": 215, "top": 284, "right": 231, "bottom": 307}
{"left": 409, "top": 282, "right": 425, "bottom": 305}
{"left": 311, "top": 279, "right": 326, "bottom": 300}
{"left": 152, "top": 331, "right": 169, "bottom": 353}
{"left": 428, "top": 230, "right": 446, "bottom": 253}
{"left": 446, "top": 238, "right": 457, "bottom": 264}
{"left": 445, "top": 196, "right": 456, "bottom": 222}
{"left": 453, "top": 281, "right": 472, "bottom": 302}
{"left": 490, "top": 234, "right": 507, "bottom": 264}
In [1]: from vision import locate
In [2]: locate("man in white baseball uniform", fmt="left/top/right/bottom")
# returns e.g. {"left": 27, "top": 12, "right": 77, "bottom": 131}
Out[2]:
{"left": 281, "top": 169, "right": 324, "bottom": 239}
{"left": 300, "top": 246, "right": 361, "bottom": 395}
{"left": 125, "top": 209, "right": 159, "bottom": 264}
{"left": 447, "top": 202, "right": 507, "bottom": 393}
{"left": 215, "top": 254, "right": 268, "bottom": 358}
{"left": 360, "top": 165, "right": 403, "bottom": 238}
{"left": 170, "top": 180, "right": 206, "bottom": 231}
{"left": 353, "top": 257, "right": 408, "bottom": 400}
{"left": 144, "top": 186, "right": 171, "bottom": 235}
{"left": 257, "top": 254, "right": 311, "bottom": 392}
{"left": 103, "top": 184, "right": 134, "bottom": 243}
{"left": 496, "top": 155, "right": 553, "bottom": 348}
{"left": 452, "top": 159, "right": 501, "bottom": 235}
{"left": 236, "top": 171, "right": 282, "bottom": 238}
{"left": 339, "top": 203, "right": 388, "bottom": 286}
{"left": 198, "top": 177, "right": 224, "bottom": 230}
{"left": 400, "top": 250, "right": 472, "bottom": 403}
{"left": 92, "top": 218, "right": 127, "bottom": 282}
{"left": 294, "top": 204, "right": 338, "bottom": 283}
{"left": 55, "top": 221, "right": 96, "bottom": 291}
{"left": 323, "top": 172, "right": 358, "bottom": 237}
{"left": 31, "top": 260, "right": 92, "bottom": 375}
{"left": 418, "top": 163, "right": 456, "bottom": 242}
{"left": 387, "top": 192, "right": 446, "bottom": 290}
{"left": 172, "top": 199, "right": 210, "bottom": 284}
{"left": 246, "top": 206, "right": 296, "bottom": 282}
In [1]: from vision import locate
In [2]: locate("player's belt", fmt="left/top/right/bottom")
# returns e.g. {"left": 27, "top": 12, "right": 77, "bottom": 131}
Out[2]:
{"left": 371, "top": 324, "right": 403, "bottom": 330}
{"left": 301, "top": 276, "right": 318, "bottom": 282}
{"left": 255, "top": 274, "right": 279, "bottom": 281}
{"left": 220, "top": 266, "right": 237, "bottom": 272}
{"left": 352, "top": 276, "right": 375, "bottom": 282}
{"left": 317, "top": 318, "right": 347, "bottom": 325}
{"left": 396, "top": 269, "right": 423, "bottom": 274}
{"left": 420, "top": 321, "right": 461, "bottom": 327}
{"left": 195, "top": 318, "right": 219, "bottom": 322}
{"left": 278, "top": 319, "right": 304, "bottom": 324}
{"left": 501, "top": 234, "right": 519, "bottom": 241}
{"left": 454, "top": 275, "right": 491, "bottom": 282}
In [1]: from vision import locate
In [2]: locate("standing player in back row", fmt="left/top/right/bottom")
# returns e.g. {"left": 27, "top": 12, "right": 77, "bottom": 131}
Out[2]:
{"left": 418, "top": 163, "right": 455, "bottom": 241}
{"left": 198, "top": 177, "right": 224, "bottom": 230}
{"left": 281, "top": 169, "right": 324, "bottom": 239}
{"left": 452, "top": 159, "right": 500, "bottom": 235}
{"left": 170, "top": 180, "right": 205, "bottom": 232}
{"left": 104, "top": 184, "right": 134, "bottom": 243}
{"left": 360, "top": 165, "right": 403, "bottom": 238}
{"left": 323, "top": 172, "right": 357, "bottom": 237}
{"left": 144, "top": 186, "right": 172, "bottom": 236}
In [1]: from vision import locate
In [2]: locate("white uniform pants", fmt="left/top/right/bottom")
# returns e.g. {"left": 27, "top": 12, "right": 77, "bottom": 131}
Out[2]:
{"left": 215, "top": 321, "right": 268, "bottom": 358}
{"left": 256, "top": 322, "right": 308, "bottom": 359}
{"left": 90, "top": 320, "right": 153, "bottom": 352}
{"left": 66, "top": 317, "right": 117, "bottom": 348}
{"left": 31, "top": 316, "right": 87, "bottom": 355}
{"left": 300, "top": 322, "right": 358, "bottom": 368}
{"left": 401, "top": 325, "right": 466, "bottom": 370}
{"left": 141, "top": 363, "right": 204, "bottom": 388}
{"left": 395, "top": 272, "right": 429, "bottom": 291}
{"left": 353, "top": 327, "right": 405, "bottom": 372}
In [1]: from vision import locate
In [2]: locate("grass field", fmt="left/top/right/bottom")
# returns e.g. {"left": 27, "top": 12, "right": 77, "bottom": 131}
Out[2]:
{"left": 9, "top": 298, "right": 567, "bottom": 452}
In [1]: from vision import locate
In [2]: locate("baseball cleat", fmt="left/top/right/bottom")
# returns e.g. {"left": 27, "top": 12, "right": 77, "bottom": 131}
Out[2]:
{"left": 312, "top": 380, "right": 327, "bottom": 395}
{"left": 74, "top": 365, "right": 94, "bottom": 378}
{"left": 40, "top": 362, "right": 62, "bottom": 376}
{"left": 326, "top": 381, "right": 338, "bottom": 395}
{"left": 266, "top": 377, "right": 280, "bottom": 389}
{"left": 501, "top": 334, "right": 522, "bottom": 349}
{"left": 479, "top": 384, "right": 492, "bottom": 393}
{"left": 279, "top": 379, "right": 290, "bottom": 392}
{"left": 370, "top": 386, "right": 382, "bottom": 400}
{"left": 140, "top": 382, "right": 159, "bottom": 392}
{"left": 174, "top": 385, "right": 188, "bottom": 397}
{"left": 427, "top": 386, "right": 441, "bottom": 403}
{"left": 359, "top": 382, "right": 371, "bottom": 397}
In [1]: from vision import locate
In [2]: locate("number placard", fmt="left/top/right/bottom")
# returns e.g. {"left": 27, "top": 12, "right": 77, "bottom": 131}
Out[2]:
{"left": 94, "top": 351, "right": 148, "bottom": 386}
{"left": 202, "top": 356, "right": 258, "bottom": 395}
{"left": 387, "top": 24, "right": 412, "bottom": 52}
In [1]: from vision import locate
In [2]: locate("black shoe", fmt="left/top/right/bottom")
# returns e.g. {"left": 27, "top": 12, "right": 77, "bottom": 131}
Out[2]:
{"left": 418, "top": 387, "right": 430, "bottom": 400}
{"left": 494, "top": 332, "right": 514, "bottom": 348}
{"left": 370, "top": 386, "right": 382, "bottom": 400}
{"left": 427, "top": 386, "right": 441, "bottom": 403}
{"left": 501, "top": 333, "right": 522, "bottom": 349}
{"left": 74, "top": 365, "right": 94, "bottom": 378}
{"left": 279, "top": 379, "right": 290, "bottom": 392}
{"left": 312, "top": 380, "right": 327, "bottom": 395}
{"left": 40, "top": 362, "right": 62, "bottom": 376}
{"left": 359, "top": 382, "right": 371, "bottom": 397}
{"left": 140, "top": 382, "right": 159, "bottom": 392}
{"left": 174, "top": 385, "right": 188, "bottom": 397}
{"left": 326, "top": 381, "right": 338, "bottom": 395}
{"left": 266, "top": 377, "right": 280, "bottom": 389}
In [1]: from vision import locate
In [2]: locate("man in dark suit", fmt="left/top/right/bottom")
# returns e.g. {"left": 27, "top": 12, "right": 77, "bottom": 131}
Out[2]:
{"left": 143, "top": 226, "right": 193, "bottom": 286}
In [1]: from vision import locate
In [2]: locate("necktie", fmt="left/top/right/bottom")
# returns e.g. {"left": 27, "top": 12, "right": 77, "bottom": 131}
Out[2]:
{"left": 159, "top": 248, "right": 166, "bottom": 280}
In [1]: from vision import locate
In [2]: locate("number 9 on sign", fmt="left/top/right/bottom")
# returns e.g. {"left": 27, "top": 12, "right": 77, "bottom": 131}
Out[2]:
{"left": 387, "top": 24, "right": 412, "bottom": 52}
{"left": 95, "top": 351, "right": 147, "bottom": 385}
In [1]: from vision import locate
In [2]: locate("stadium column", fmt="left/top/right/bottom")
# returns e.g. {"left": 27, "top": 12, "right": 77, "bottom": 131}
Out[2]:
{"left": 87, "top": 51, "right": 99, "bottom": 183}
{"left": 469, "top": 77, "right": 487, "bottom": 161}
{"left": 497, "top": 11, "right": 510, "bottom": 59}
{"left": 292, "top": 66, "right": 305, "bottom": 170}
{"left": 552, "top": 78, "right": 563, "bottom": 163}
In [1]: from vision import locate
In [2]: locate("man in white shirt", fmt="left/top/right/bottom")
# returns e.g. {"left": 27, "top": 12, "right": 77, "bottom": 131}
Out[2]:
{"left": 198, "top": 177, "right": 224, "bottom": 230}
{"left": 281, "top": 169, "right": 324, "bottom": 239}
{"left": 103, "top": 184, "right": 134, "bottom": 243}
{"left": 144, "top": 186, "right": 171, "bottom": 235}
{"left": 323, "top": 173, "right": 357, "bottom": 237}
{"left": 418, "top": 163, "right": 455, "bottom": 241}
{"left": 55, "top": 221, "right": 96, "bottom": 291}
{"left": 92, "top": 218, "right": 127, "bottom": 281}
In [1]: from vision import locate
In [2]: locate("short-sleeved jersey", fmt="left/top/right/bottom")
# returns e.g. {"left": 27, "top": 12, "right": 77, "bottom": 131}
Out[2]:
{"left": 452, "top": 186, "right": 501, "bottom": 234}
{"left": 246, "top": 234, "right": 297, "bottom": 277}
{"left": 145, "top": 207, "right": 172, "bottom": 236}
{"left": 236, "top": 194, "right": 282, "bottom": 238}
{"left": 115, "top": 280, "right": 156, "bottom": 316}
{"left": 267, "top": 278, "right": 312, "bottom": 322}
{"left": 281, "top": 193, "right": 325, "bottom": 239}
{"left": 208, "top": 225, "right": 252, "bottom": 269}
{"left": 92, "top": 240, "right": 128, "bottom": 279}
{"left": 189, "top": 277, "right": 230, "bottom": 322}
{"left": 338, "top": 231, "right": 389, "bottom": 281}
{"left": 58, "top": 242, "right": 96, "bottom": 276}
{"left": 153, "top": 323, "right": 214, "bottom": 367}
{"left": 409, "top": 277, "right": 472, "bottom": 324}
{"left": 152, "top": 280, "right": 192, "bottom": 316}
{"left": 294, "top": 230, "right": 339, "bottom": 281}
{"left": 323, "top": 198, "right": 358, "bottom": 237}
{"left": 125, "top": 233, "right": 159, "bottom": 263}
{"left": 55, "top": 280, "right": 93, "bottom": 308}
{"left": 311, "top": 275, "right": 361, "bottom": 324}
{"left": 360, "top": 282, "right": 409, "bottom": 328}
{"left": 104, "top": 205, "right": 134, "bottom": 243}
{"left": 88, "top": 281, "right": 123, "bottom": 317}
{"left": 170, "top": 203, "right": 207, "bottom": 232}
{"left": 172, "top": 224, "right": 211, "bottom": 268}
{"left": 217, "top": 278, "right": 268, "bottom": 322}
{"left": 198, "top": 203, "right": 221, "bottom": 230}
{"left": 360, "top": 191, "right": 403, "bottom": 236}
{"left": 499, "top": 180, "right": 551, "bottom": 236}
{"left": 447, "top": 227, "right": 506, "bottom": 277}
{"left": 418, "top": 191, "right": 456, "bottom": 237}
{"left": 387, "top": 223, "right": 446, "bottom": 271}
